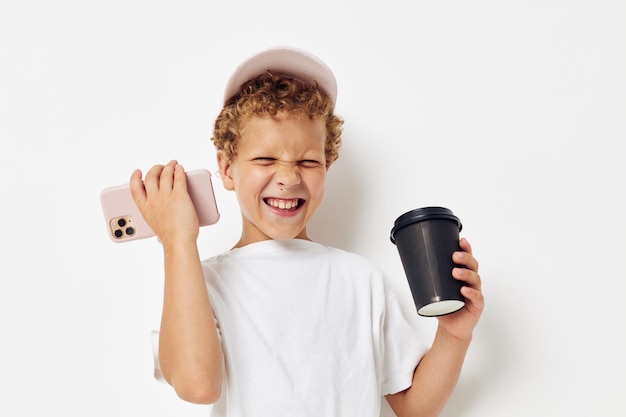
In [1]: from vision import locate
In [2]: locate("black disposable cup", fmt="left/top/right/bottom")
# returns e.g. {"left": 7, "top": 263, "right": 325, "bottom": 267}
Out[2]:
{"left": 390, "top": 207, "right": 465, "bottom": 317}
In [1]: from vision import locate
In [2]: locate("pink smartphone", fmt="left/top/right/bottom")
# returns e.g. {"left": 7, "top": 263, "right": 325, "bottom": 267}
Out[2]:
{"left": 100, "top": 169, "right": 220, "bottom": 242}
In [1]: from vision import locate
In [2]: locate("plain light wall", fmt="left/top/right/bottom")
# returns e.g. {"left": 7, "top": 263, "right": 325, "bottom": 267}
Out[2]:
{"left": 1, "top": 1, "right": 624, "bottom": 416}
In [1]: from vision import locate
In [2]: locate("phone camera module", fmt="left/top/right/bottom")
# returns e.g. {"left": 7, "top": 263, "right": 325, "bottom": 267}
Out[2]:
{"left": 110, "top": 216, "right": 135, "bottom": 240}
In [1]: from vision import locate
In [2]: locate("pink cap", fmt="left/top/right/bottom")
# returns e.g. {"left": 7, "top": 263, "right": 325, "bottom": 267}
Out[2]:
{"left": 223, "top": 46, "right": 338, "bottom": 109}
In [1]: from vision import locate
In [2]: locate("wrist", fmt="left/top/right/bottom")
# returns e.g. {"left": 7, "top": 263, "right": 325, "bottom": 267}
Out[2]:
{"left": 435, "top": 325, "right": 473, "bottom": 347}
{"left": 161, "top": 235, "right": 199, "bottom": 255}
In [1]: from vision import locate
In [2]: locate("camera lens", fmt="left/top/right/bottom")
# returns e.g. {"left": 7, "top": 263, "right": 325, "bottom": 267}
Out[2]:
{"left": 126, "top": 227, "right": 135, "bottom": 236}
{"left": 118, "top": 218, "right": 126, "bottom": 227}
{"left": 114, "top": 229, "right": 123, "bottom": 238}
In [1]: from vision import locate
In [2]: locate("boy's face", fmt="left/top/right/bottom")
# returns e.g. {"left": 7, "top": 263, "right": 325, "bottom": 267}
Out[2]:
{"left": 217, "top": 112, "right": 328, "bottom": 247}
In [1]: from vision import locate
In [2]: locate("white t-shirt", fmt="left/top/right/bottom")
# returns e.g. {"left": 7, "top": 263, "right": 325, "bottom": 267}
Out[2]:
{"left": 199, "top": 239, "right": 428, "bottom": 417}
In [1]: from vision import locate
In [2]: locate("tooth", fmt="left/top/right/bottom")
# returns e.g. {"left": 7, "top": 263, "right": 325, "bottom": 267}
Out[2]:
{"left": 266, "top": 198, "right": 300, "bottom": 209}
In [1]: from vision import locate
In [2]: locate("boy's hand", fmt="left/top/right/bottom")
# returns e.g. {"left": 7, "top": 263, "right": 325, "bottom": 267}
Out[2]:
{"left": 436, "top": 237, "right": 484, "bottom": 340}
{"left": 129, "top": 160, "right": 200, "bottom": 245}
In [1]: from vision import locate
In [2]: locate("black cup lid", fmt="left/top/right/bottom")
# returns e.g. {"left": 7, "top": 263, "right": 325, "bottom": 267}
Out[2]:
{"left": 390, "top": 206, "right": 462, "bottom": 244}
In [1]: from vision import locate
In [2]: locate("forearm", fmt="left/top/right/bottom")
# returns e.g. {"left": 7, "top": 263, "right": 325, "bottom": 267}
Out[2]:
{"left": 159, "top": 239, "right": 223, "bottom": 403}
{"left": 387, "top": 327, "right": 471, "bottom": 417}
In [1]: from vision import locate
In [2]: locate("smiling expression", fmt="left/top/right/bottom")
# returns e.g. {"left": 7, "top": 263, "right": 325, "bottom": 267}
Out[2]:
{"left": 217, "top": 112, "right": 329, "bottom": 248}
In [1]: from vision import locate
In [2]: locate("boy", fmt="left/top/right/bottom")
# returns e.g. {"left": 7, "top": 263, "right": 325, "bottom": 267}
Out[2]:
{"left": 130, "top": 46, "right": 484, "bottom": 417}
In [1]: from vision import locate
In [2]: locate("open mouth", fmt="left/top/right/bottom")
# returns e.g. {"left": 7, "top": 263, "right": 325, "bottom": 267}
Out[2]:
{"left": 264, "top": 197, "right": 305, "bottom": 211}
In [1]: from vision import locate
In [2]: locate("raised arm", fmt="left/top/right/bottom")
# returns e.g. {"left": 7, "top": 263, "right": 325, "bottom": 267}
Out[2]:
{"left": 386, "top": 237, "right": 484, "bottom": 417}
{"left": 130, "top": 161, "right": 223, "bottom": 404}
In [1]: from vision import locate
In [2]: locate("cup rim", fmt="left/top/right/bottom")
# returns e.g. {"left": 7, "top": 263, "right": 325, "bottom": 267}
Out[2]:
{"left": 390, "top": 206, "right": 462, "bottom": 244}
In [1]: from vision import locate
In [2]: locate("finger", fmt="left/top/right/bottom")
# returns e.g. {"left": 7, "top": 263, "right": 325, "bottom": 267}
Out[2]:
{"left": 159, "top": 161, "right": 178, "bottom": 192}
{"left": 460, "top": 285, "right": 485, "bottom": 312}
{"left": 453, "top": 265, "right": 480, "bottom": 285}
{"left": 129, "top": 169, "right": 146, "bottom": 206}
{"left": 453, "top": 250, "right": 479, "bottom": 273}
{"left": 173, "top": 163, "right": 188, "bottom": 191}
{"left": 144, "top": 164, "right": 165, "bottom": 194}
{"left": 459, "top": 237, "right": 473, "bottom": 255}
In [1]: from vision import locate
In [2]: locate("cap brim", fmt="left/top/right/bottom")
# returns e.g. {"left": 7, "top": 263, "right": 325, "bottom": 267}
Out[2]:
{"left": 223, "top": 46, "right": 337, "bottom": 109}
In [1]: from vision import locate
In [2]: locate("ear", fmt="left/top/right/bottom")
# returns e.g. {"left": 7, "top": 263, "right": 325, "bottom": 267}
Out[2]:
{"left": 216, "top": 151, "right": 235, "bottom": 191}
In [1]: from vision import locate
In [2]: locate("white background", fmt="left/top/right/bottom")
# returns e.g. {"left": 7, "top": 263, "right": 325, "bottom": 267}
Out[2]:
{"left": 1, "top": 1, "right": 624, "bottom": 416}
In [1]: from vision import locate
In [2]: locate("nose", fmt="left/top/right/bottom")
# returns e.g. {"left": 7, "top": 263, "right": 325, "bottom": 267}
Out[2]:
{"left": 274, "top": 161, "right": 300, "bottom": 188}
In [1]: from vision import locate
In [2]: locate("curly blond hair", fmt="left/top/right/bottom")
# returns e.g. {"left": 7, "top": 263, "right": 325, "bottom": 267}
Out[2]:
{"left": 211, "top": 71, "right": 343, "bottom": 165}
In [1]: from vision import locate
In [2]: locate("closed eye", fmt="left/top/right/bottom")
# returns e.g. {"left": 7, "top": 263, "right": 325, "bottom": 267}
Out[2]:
{"left": 253, "top": 157, "right": 277, "bottom": 165}
{"left": 298, "top": 160, "right": 323, "bottom": 168}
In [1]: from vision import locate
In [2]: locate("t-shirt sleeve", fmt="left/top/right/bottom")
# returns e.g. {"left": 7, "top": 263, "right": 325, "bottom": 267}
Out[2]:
{"left": 381, "top": 290, "right": 429, "bottom": 395}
